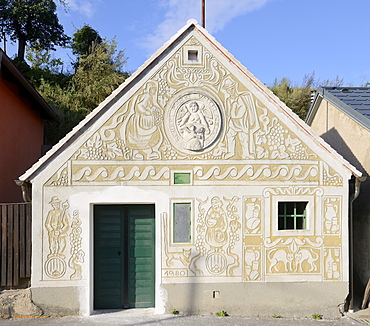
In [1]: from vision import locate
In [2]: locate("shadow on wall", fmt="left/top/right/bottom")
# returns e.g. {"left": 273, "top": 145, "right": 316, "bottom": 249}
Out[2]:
{"left": 320, "top": 128, "right": 370, "bottom": 303}
{"left": 320, "top": 127, "right": 368, "bottom": 177}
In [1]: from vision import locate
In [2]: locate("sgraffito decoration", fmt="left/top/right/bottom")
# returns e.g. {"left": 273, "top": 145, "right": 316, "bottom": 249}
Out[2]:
{"left": 189, "top": 196, "right": 241, "bottom": 277}
{"left": 45, "top": 36, "right": 344, "bottom": 188}
{"left": 45, "top": 197, "right": 70, "bottom": 279}
{"left": 265, "top": 237, "right": 323, "bottom": 274}
{"left": 324, "top": 197, "right": 341, "bottom": 234}
{"left": 44, "top": 196, "right": 84, "bottom": 280}
{"left": 324, "top": 247, "right": 341, "bottom": 280}
{"left": 69, "top": 210, "right": 85, "bottom": 280}
{"left": 162, "top": 213, "right": 192, "bottom": 278}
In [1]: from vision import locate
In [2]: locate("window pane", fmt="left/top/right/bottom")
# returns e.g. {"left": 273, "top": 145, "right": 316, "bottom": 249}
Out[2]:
{"left": 278, "top": 203, "right": 284, "bottom": 215}
{"left": 278, "top": 216, "right": 285, "bottom": 230}
{"left": 286, "top": 216, "right": 294, "bottom": 229}
{"left": 296, "top": 216, "right": 305, "bottom": 229}
{"left": 277, "top": 202, "right": 308, "bottom": 230}
{"left": 173, "top": 203, "right": 191, "bottom": 243}
{"left": 296, "top": 202, "right": 307, "bottom": 215}
{"left": 174, "top": 173, "right": 191, "bottom": 184}
{"left": 285, "top": 202, "right": 294, "bottom": 215}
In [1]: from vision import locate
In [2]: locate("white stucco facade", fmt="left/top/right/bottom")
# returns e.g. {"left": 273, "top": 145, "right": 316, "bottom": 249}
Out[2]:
{"left": 21, "top": 20, "right": 360, "bottom": 317}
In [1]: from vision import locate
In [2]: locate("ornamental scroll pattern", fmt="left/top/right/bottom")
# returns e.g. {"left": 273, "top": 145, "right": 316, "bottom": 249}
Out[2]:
{"left": 47, "top": 163, "right": 321, "bottom": 186}
{"left": 69, "top": 36, "right": 317, "bottom": 163}
{"left": 44, "top": 196, "right": 85, "bottom": 280}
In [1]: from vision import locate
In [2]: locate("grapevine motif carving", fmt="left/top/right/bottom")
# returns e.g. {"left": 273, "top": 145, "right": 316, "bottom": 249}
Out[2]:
{"left": 190, "top": 196, "right": 241, "bottom": 276}
{"left": 69, "top": 210, "right": 85, "bottom": 280}
{"left": 50, "top": 164, "right": 69, "bottom": 186}
{"left": 70, "top": 37, "right": 316, "bottom": 163}
{"left": 322, "top": 162, "right": 343, "bottom": 186}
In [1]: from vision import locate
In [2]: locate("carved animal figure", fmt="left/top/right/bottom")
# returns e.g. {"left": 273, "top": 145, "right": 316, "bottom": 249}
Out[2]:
{"left": 268, "top": 249, "right": 294, "bottom": 273}
{"left": 163, "top": 214, "right": 192, "bottom": 267}
{"left": 295, "top": 249, "right": 319, "bottom": 272}
{"left": 165, "top": 247, "right": 192, "bottom": 267}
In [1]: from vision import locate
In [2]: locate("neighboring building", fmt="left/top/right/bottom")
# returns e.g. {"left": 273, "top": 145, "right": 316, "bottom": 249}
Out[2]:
{"left": 307, "top": 86, "right": 370, "bottom": 304}
{"left": 0, "top": 49, "right": 60, "bottom": 203}
{"left": 19, "top": 21, "right": 361, "bottom": 317}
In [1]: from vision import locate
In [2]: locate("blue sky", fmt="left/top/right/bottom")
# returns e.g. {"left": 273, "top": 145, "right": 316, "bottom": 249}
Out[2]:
{"left": 6, "top": 0, "right": 370, "bottom": 86}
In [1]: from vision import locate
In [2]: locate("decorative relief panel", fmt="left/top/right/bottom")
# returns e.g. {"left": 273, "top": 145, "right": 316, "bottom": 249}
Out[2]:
{"left": 44, "top": 196, "right": 85, "bottom": 280}
{"left": 322, "top": 162, "right": 343, "bottom": 186}
{"left": 324, "top": 247, "right": 341, "bottom": 280}
{"left": 66, "top": 36, "right": 319, "bottom": 165}
{"left": 189, "top": 196, "right": 242, "bottom": 277}
{"left": 43, "top": 36, "right": 347, "bottom": 190}
{"left": 46, "top": 162, "right": 321, "bottom": 186}
{"left": 323, "top": 197, "right": 341, "bottom": 234}
{"left": 162, "top": 213, "right": 191, "bottom": 277}
{"left": 244, "top": 246, "right": 262, "bottom": 281}
{"left": 244, "top": 197, "right": 262, "bottom": 235}
{"left": 265, "top": 237, "right": 323, "bottom": 274}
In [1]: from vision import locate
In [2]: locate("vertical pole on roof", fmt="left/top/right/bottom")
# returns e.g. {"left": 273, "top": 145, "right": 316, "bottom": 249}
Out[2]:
{"left": 202, "top": 0, "right": 205, "bottom": 28}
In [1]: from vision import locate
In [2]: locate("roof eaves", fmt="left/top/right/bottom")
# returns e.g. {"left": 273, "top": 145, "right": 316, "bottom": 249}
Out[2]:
{"left": 0, "top": 49, "right": 60, "bottom": 123}
{"left": 18, "top": 20, "right": 362, "bottom": 181}
{"left": 19, "top": 20, "right": 199, "bottom": 182}
{"left": 316, "top": 87, "right": 370, "bottom": 133}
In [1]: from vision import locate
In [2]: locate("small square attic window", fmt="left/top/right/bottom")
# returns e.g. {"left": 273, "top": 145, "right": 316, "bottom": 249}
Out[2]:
{"left": 188, "top": 50, "right": 198, "bottom": 61}
{"left": 183, "top": 45, "right": 202, "bottom": 65}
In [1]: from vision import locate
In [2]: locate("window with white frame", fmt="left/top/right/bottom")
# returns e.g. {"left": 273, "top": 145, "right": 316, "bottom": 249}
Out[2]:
{"left": 278, "top": 201, "right": 308, "bottom": 230}
{"left": 173, "top": 202, "right": 191, "bottom": 243}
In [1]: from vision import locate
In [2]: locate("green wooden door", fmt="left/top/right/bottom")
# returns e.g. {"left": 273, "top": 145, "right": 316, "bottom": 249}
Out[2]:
{"left": 94, "top": 204, "right": 155, "bottom": 309}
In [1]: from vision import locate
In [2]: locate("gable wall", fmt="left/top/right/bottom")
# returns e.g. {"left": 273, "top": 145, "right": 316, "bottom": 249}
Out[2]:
{"left": 0, "top": 73, "right": 43, "bottom": 202}
{"left": 310, "top": 97, "right": 370, "bottom": 290}
{"left": 29, "top": 30, "right": 352, "bottom": 317}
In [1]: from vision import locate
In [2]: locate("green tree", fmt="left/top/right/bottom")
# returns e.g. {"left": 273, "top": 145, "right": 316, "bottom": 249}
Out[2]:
{"left": 71, "top": 24, "right": 102, "bottom": 57}
{"left": 24, "top": 45, "right": 71, "bottom": 87}
{"left": 269, "top": 74, "right": 316, "bottom": 120}
{"left": 0, "top": 0, "right": 69, "bottom": 61}
{"left": 38, "top": 38, "right": 128, "bottom": 144}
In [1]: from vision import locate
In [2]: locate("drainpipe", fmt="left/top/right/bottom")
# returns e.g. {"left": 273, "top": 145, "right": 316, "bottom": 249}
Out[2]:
{"left": 14, "top": 180, "right": 32, "bottom": 203}
{"left": 349, "top": 176, "right": 366, "bottom": 312}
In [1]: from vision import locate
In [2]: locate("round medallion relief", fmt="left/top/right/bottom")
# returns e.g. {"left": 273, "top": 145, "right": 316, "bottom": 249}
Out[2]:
{"left": 165, "top": 92, "right": 222, "bottom": 153}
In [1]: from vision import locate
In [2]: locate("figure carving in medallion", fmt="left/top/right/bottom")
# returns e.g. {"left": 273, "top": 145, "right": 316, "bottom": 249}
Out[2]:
{"left": 126, "top": 82, "right": 163, "bottom": 159}
{"left": 222, "top": 77, "right": 260, "bottom": 159}
{"left": 45, "top": 197, "right": 70, "bottom": 258}
{"left": 177, "top": 101, "right": 210, "bottom": 150}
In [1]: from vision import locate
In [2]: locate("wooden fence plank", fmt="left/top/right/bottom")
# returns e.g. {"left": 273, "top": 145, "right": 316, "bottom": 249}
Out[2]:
{"left": 1, "top": 205, "right": 7, "bottom": 286}
{"left": 7, "top": 205, "right": 13, "bottom": 286}
{"left": 25, "top": 203, "right": 31, "bottom": 278}
{"left": 0, "top": 203, "right": 31, "bottom": 288}
{"left": 13, "top": 204, "right": 19, "bottom": 286}
{"left": 19, "top": 204, "right": 26, "bottom": 278}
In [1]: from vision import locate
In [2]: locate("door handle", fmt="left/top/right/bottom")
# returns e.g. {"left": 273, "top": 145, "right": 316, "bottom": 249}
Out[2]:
{"left": 118, "top": 251, "right": 121, "bottom": 256}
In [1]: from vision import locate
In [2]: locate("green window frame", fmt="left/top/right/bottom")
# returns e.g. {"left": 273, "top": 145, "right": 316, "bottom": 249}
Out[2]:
{"left": 173, "top": 203, "right": 191, "bottom": 243}
{"left": 278, "top": 202, "right": 307, "bottom": 230}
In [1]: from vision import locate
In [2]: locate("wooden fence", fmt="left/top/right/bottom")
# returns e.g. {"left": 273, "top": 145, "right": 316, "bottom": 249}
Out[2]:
{"left": 0, "top": 203, "right": 31, "bottom": 287}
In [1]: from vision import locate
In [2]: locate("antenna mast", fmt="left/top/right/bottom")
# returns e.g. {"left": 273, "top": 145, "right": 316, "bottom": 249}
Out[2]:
{"left": 202, "top": 0, "right": 205, "bottom": 28}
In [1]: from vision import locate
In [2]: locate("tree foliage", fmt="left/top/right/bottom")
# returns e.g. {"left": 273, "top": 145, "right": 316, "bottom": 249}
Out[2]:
{"left": 37, "top": 38, "right": 128, "bottom": 144}
{"left": 0, "top": 0, "right": 69, "bottom": 61}
{"left": 71, "top": 24, "right": 102, "bottom": 57}
{"left": 269, "top": 73, "right": 344, "bottom": 120}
